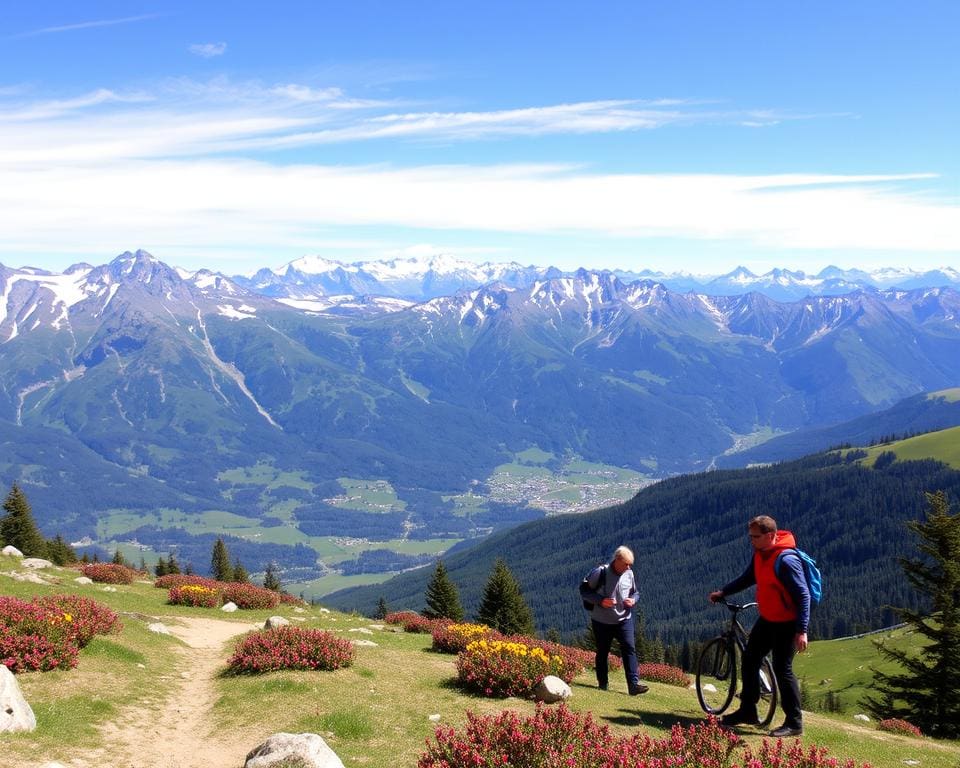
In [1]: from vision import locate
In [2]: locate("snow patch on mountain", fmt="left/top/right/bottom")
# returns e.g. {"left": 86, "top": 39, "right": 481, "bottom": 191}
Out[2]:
{"left": 218, "top": 304, "right": 257, "bottom": 319}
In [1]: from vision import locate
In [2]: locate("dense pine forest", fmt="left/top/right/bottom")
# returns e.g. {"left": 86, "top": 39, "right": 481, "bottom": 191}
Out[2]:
{"left": 326, "top": 452, "right": 960, "bottom": 646}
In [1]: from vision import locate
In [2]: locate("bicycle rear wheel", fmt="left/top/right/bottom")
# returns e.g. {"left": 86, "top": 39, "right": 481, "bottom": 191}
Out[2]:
{"left": 757, "top": 655, "right": 779, "bottom": 727}
{"left": 696, "top": 637, "right": 737, "bottom": 715}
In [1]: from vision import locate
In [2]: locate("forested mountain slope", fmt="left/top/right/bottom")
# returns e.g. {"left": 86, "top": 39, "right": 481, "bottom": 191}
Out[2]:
{"left": 326, "top": 453, "right": 960, "bottom": 644}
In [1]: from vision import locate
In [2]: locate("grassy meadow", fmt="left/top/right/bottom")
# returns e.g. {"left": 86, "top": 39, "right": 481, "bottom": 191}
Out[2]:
{"left": 860, "top": 425, "right": 960, "bottom": 470}
{"left": 2, "top": 556, "right": 959, "bottom": 768}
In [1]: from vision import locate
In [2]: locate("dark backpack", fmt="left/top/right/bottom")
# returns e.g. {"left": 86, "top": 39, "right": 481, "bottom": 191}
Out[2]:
{"left": 579, "top": 564, "right": 607, "bottom": 610}
{"left": 775, "top": 548, "right": 823, "bottom": 605}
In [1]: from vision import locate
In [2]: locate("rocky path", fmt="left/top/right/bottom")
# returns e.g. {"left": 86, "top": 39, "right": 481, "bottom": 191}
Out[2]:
{"left": 98, "top": 616, "right": 254, "bottom": 768}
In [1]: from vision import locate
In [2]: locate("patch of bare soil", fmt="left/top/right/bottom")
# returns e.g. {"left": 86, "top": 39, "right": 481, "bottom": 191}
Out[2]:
{"left": 94, "top": 616, "right": 255, "bottom": 768}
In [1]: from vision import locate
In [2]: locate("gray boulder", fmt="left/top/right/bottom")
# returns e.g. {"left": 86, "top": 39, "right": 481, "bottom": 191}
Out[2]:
{"left": 0, "top": 664, "right": 36, "bottom": 733}
{"left": 74, "top": 576, "right": 93, "bottom": 585}
{"left": 221, "top": 602, "right": 238, "bottom": 613}
{"left": 21, "top": 558, "right": 53, "bottom": 570}
{"left": 533, "top": 675, "right": 572, "bottom": 703}
{"left": 264, "top": 616, "right": 290, "bottom": 629}
{"left": 7, "top": 571, "right": 48, "bottom": 585}
{"left": 245, "top": 732, "right": 345, "bottom": 768}
{"left": 1, "top": 545, "right": 23, "bottom": 557}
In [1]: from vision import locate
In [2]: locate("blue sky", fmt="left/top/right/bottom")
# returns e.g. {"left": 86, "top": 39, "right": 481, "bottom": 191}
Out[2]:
{"left": 1, "top": 1, "right": 957, "bottom": 275}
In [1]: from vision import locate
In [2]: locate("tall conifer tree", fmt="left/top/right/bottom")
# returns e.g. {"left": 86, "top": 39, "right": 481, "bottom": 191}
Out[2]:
{"left": 232, "top": 557, "right": 249, "bottom": 583}
{"left": 47, "top": 534, "right": 77, "bottom": 565}
{"left": 263, "top": 562, "right": 281, "bottom": 591}
{"left": 863, "top": 491, "right": 960, "bottom": 737}
{"left": 475, "top": 558, "right": 535, "bottom": 636}
{"left": 0, "top": 483, "right": 47, "bottom": 556}
{"left": 423, "top": 560, "right": 464, "bottom": 621}
{"left": 211, "top": 537, "right": 233, "bottom": 581}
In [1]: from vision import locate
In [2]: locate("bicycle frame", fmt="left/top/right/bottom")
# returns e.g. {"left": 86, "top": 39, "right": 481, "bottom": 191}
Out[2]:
{"left": 695, "top": 599, "right": 778, "bottom": 726}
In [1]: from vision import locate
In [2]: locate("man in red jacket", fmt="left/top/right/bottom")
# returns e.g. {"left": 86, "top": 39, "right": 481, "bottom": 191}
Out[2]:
{"left": 709, "top": 515, "right": 810, "bottom": 738}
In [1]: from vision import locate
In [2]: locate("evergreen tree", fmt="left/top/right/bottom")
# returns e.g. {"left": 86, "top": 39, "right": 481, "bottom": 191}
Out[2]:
{"left": 263, "top": 562, "right": 281, "bottom": 592}
{"left": 423, "top": 560, "right": 464, "bottom": 621}
{"left": 475, "top": 558, "right": 535, "bottom": 636}
{"left": 232, "top": 557, "right": 249, "bottom": 583}
{"left": 181, "top": 561, "right": 192, "bottom": 575}
{"left": 112, "top": 549, "right": 127, "bottom": 566}
{"left": 155, "top": 557, "right": 168, "bottom": 577}
{"left": 0, "top": 483, "right": 47, "bottom": 556}
{"left": 46, "top": 534, "right": 77, "bottom": 565}
{"left": 210, "top": 538, "right": 233, "bottom": 581}
{"left": 374, "top": 596, "right": 388, "bottom": 620}
{"left": 863, "top": 491, "right": 960, "bottom": 738}
{"left": 138, "top": 556, "right": 148, "bottom": 573}
{"left": 167, "top": 554, "right": 181, "bottom": 575}
{"left": 80, "top": 552, "right": 90, "bottom": 565}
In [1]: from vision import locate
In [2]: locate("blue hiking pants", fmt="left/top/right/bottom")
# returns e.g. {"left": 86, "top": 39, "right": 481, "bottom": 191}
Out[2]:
{"left": 592, "top": 617, "right": 639, "bottom": 688}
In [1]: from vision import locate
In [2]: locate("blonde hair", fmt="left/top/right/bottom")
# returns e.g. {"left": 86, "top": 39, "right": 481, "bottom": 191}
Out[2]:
{"left": 613, "top": 545, "right": 634, "bottom": 565}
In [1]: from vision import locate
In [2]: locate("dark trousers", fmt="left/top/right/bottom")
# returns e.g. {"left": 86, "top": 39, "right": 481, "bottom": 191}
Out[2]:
{"left": 592, "top": 618, "right": 639, "bottom": 688}
{"left": 741, "top": 617, "right": 803, "bottom": 727}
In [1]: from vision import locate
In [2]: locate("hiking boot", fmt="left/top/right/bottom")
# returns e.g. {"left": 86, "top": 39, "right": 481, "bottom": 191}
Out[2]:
{"left": 628, "top": 682, "right": 649, "bottom": 695}
{"left": 720, "top": 709, "right": 760, "bottom": 727}
{"left": 769, "top": 724, "right": 803, "bottom": 738}
{"left": 597, "top": 683, "right": 608, "bottom": 691}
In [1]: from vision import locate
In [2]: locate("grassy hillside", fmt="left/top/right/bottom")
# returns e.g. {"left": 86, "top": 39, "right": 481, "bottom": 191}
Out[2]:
{"left": 794, "top": 626, "right": 921, "bottom": 716}
{"left": 719, "top": 387, "right": 960, "bottom": 469}
{"left": 2, "top": 557, "right": 959, "bottom": 768}
{"left": 859, "top": 425, "right": 960, "bottom": 469}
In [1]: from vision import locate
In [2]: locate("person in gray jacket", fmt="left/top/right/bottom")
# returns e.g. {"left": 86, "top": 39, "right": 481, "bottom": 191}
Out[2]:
{"left": 582, "top": 545, "right": 648, "bottom": 695}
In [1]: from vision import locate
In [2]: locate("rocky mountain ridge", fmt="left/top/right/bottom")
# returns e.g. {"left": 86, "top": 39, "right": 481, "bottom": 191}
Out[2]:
{"left": 2, "top": 250, "right": 959, "bottom": 549}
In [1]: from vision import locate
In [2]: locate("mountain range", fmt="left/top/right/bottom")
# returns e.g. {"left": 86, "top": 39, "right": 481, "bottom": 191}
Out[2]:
{"left": 2, "top": 249, "right": 960, "bottom": 582}
{"left": 229, "top": 251, "right": 960, "bottom": 305}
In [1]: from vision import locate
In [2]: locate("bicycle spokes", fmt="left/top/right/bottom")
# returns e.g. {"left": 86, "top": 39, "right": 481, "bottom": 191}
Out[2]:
{"left": 695, "top": 637, "right": 737, "bottom": 715}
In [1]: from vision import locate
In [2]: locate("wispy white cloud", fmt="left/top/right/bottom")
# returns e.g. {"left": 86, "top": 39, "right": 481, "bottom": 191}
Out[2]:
{"left": 0, "top": 79, "right": 953, "bottom": 270}
{"left": 189, "top": 42, "right": 227, "bottom": 59}
{"left": 1, "top": 88, "right": 152, "bottom": 123}
{"left": 14, "top": 14, "right": 161, "bottom": 38}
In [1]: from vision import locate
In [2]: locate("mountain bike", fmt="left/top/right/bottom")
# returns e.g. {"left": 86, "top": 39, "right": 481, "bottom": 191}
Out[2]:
{"left": 695, "top": 600, "right": 778, "bottom": 726}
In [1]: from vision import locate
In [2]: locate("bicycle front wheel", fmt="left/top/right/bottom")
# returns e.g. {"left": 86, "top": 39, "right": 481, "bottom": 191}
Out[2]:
{"left": 757, "top": 655, "right": 779, "bottom": 727}
{"left": 696, "top": 637, "right": 737, "bottom": 715}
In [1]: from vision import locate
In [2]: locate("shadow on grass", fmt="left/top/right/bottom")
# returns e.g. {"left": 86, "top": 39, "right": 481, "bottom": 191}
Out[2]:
{"left": 601, "top": 710, "right": 707, "bottom": 729}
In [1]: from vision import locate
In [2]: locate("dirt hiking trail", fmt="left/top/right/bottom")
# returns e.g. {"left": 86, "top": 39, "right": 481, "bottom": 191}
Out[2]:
{"left": 98, "top": 616, "right": 256, "bottom": 768}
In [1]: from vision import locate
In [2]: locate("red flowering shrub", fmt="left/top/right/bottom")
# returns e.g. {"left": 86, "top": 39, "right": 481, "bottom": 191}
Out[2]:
{"left": 384, "top": 610, "right": 419, "bottom": 625}
{"left": 168, "top": 584, "right": 221, "bottom": 608}
{"left": 508, "top": 636, "right": 592, "bottom": 680}
{"left": 743, "top": 736, "right": 873, "bottom": 767}
{"left": 154, "top": 574, "right": 219, "bottom": 590}
{"left": 432, "top": 622, "right": 499, "bottom": 653}
{"left": 638, "top": 662, "right": 691, "bottom": 687}
{"left": 81, "top": 563, "right": 135, "bottom": 584}
{"left": 456, "top": 638, "right": 569, "bottom": 698}
{"left": 221, "top": 582, "right": 280, "bottom": 610}
{"left": 159, "top": 575, "right": 282, "bottom": 610}
{"left": 277, "top": 591, "right": 307, "bottom": 606}
{"left": 226, "top": 627, "right": 354, "bottom": 673}
{"left": 401, "top": 613, "right": 447, "bottom": 634}
{"left": 878, "top": 718, "right": 923, "bottom": 737}
{"left": 0, "top": 596, "right": 78, "bottom": 673}
{"left": 33, "top": 594, "right": 121, "bottom": 647}
{"left": 420, "top": 706, "right": 872, "bottom": 768}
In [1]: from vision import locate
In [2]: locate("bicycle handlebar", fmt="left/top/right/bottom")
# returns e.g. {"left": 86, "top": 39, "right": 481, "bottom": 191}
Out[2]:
{"left": 714, "top": 598, "right": 758, "bottom": 612}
